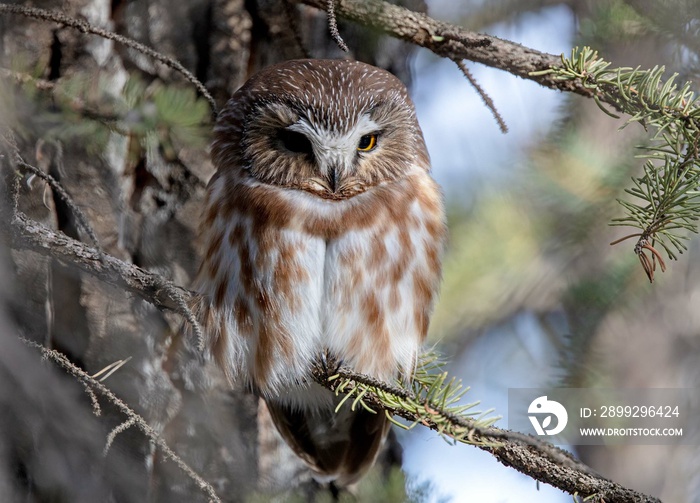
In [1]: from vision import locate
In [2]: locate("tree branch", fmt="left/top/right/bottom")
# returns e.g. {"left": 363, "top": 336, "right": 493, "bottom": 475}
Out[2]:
{"left": 7, "top": 211, "right": 194, "bottom": 316}
{"left": 19, "top": 338, "right": 222, "bottom": 503}
{"left": 296, "top": 0, "right": 595, "bottom": 98}
{"left": 313, "top": 364, "right": 660, "bottom": 503}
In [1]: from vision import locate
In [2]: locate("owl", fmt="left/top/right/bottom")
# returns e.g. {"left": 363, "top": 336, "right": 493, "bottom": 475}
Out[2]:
{"left": 196, "top": 59, "right": 446, "bottom": 486}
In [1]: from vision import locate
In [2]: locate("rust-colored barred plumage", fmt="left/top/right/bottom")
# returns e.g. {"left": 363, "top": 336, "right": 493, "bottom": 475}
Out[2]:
{"left": 196, "top": 59, "right": 446, "bottom": 485}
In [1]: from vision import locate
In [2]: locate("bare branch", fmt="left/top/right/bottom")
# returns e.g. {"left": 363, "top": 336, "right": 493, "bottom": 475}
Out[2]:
{"left": 7, "top": 211, "right": 198, "bottom": 318}
{"left": 20, "top": 338, "right": 222, "bottom": 503}
{"left": 295, "top": 0, "right": 597, "bottom": 99}
{"left": 454, "top": 59, "right": 508, "bottom": 133}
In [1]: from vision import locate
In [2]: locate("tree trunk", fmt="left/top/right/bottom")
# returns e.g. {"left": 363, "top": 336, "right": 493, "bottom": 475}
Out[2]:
{"left": 0, "top": 0, "right": 421, "bottom": 501}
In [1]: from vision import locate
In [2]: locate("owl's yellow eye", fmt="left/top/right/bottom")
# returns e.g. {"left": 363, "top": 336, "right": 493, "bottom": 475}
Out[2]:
{"left": 357, "top": 134, "right": 377, "bottom": 152}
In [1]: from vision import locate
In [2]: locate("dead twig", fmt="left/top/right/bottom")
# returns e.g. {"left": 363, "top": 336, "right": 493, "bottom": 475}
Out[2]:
{"left": 454, "top": 59, "right": 508, "bottom": 133}
{"left": 7, "top": 211, "right": 203, "bottom": 336}
{"left": 326, "top": 0, "right": 349, "bottom": 52}
{"left": 20, "top": 338, "right": 222, "bottom": 503}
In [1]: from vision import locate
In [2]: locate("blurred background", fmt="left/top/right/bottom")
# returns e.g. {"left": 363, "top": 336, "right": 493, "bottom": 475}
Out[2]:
{"left": 405, "top": 1, "right": 700, "bottom": 502}
{"left": 1, "top": 0, "right": 699, "bottom": 502}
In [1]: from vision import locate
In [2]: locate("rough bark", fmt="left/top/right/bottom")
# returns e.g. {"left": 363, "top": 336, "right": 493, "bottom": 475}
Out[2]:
{"left": 0, "top": 0, "right": 422, "bottom": 500}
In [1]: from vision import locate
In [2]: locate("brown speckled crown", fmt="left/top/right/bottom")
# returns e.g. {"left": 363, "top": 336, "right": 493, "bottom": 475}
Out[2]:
{"left": 211, "top": 59, "right": 430, "bottom": 193}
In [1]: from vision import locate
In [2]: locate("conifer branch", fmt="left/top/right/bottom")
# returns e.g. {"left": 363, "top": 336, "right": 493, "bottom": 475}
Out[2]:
{"left": 312, "top": 356, "right": 660, "bottom": 503}
{"left": 536, "top": 47, "right": 700, "bottom": 281}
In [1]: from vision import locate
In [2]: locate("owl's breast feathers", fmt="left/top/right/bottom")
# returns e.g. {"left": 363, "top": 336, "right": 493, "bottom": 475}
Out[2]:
{"left": 197, "top": 168, "right": 445, "bottom": 400}
{"left": 195, "top": 163, "right": 444, "bottom": 486}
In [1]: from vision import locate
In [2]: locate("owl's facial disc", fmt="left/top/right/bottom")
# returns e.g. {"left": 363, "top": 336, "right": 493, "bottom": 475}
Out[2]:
{"left": 240, "top": 95, "right": 424, "bottom": 201}
{"left": 213, "top": 59, "right": 432, "bottom": 204}
{"left": 282, "top": 114, "right": 382, "bottom": 199}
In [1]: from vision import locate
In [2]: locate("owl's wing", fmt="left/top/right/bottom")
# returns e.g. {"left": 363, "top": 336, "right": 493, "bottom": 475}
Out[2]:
{"left": 265, "top": 397, "right": 390, "bottom": 486}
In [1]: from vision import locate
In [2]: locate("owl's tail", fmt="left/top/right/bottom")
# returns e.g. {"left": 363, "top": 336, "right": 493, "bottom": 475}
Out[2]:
{"left": 265, "top": 396, "right": 390, "bottom": 487}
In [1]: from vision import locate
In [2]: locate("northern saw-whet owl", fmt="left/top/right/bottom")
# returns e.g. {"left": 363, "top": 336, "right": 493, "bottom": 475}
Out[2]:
{"left": 196, "top": 59, "right": 446, "bottom": 485}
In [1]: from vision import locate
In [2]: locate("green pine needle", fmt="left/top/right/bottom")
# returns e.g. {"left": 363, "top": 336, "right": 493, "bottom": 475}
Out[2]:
{"left": 538, "top": 47, "right": 700, "bottom": 281}
{"left": 321, "top": 352, "right": 500, "bottom": 447}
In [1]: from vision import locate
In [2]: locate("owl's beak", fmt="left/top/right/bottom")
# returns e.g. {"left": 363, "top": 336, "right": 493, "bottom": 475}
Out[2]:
{"left": 326, "top": 165, "right": 339, "bottom": 193}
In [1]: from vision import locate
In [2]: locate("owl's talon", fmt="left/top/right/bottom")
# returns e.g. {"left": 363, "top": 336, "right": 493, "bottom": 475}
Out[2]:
{"left": 320, "top": 350, "right": 342, "bottom": 377}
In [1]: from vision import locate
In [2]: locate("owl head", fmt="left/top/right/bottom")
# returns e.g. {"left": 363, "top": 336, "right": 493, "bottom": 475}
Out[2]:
{"left": 211, "top": 59, "right": 430, "bottom": 200}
